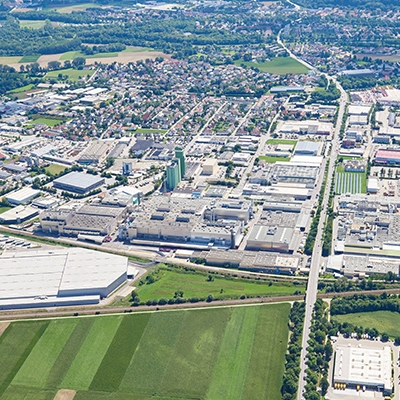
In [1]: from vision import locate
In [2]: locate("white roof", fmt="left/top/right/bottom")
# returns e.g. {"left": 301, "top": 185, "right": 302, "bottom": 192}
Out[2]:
{"left": 0, "top": 248, "right": 128, "bottom": 300}
{"left": 334, "top": 345, "right": 391, "bottom": 391}
{"left": 5, "top": 187, "right": 40, "bottom": 203}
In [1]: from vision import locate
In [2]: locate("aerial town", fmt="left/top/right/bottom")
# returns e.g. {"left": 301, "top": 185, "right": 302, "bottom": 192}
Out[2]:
{"left": 1, "top": 0, "right": 400, "bottom": 399}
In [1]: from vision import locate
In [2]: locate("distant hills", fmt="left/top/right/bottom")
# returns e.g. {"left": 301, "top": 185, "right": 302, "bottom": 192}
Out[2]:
{"left": 292, "top": 0, "right": 399, "bottom": 9}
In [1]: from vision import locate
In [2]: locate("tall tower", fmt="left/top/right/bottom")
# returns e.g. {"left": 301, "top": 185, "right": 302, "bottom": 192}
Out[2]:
{"left": 166, "top": 158, "right": 181, "bottom": 191}
{"left": 175, "top": 147, "right": 186, "bottom": 179}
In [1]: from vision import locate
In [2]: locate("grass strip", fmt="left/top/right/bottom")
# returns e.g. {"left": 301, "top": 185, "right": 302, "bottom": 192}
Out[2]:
{"left": 119, "top": 311, "right": 186, "bottom": 394}
{"left": 89, "top": 314, "right": 150, "bottom": 392}
{"left": 62, "top": 316, "right": 122, "bottom": 390}
{"left": 12, "top": 319, "right": 78, "bottom": 388}
{"left": 206, "top": 306, "right": 259, "bottom": 400}
{"left": 242, "top": 303, "right": 290, "bottom": 400}
{"left": 0, "top": 321, "right": 49, "bottom": 396}
{"left": 46, "top": 318, "right": 94, "bottom": 388}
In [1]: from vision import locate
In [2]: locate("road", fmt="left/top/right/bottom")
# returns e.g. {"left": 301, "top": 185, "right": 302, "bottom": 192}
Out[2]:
{"left": 277, "top": 16, "right": 349, "bottom": 399}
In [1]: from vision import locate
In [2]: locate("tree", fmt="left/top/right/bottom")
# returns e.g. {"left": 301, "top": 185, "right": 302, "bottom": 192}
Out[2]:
{"left": 206, "top": 274, "right": 214, "bottom": 282}
{"left": 320, "top": 376, "right": 329, "bottom": 395}
{"left": 206, "top": 294, "right": 214, "bottom": 302}
{"left": 48, "top": 61, "right": 61, "bottom": 71}
{"left": 381, "top": 332, "right": 389, "bottom": 342}
{"left": 72, "top": 57, "right": 86, "bottom": 70}
{"left": 394, "top": 337, "right": 400, "bottom": 346}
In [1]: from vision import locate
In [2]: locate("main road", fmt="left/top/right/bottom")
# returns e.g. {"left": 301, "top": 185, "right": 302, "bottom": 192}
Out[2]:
{"left": 277, "top": 20, "right": 348, "bottom": 400}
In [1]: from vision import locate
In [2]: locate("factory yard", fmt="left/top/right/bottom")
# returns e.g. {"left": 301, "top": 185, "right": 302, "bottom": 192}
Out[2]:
{"left": 0, "top": 303, "right": 290, "bottom": 400}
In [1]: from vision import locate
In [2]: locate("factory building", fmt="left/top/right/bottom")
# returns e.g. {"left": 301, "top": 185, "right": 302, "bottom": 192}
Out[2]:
{"left": 53, "top": 172, "right": 105, "bottom": 194}
{"left": 5, "top": 187, "right": 40, "bottom": 205}
{"left": 0, "top": 248, "right": 128, "bottom": 309}
{"left": 333, "top": 344, "right": 391, "bottom": 394}
{"left": 119, "top": 197, "right": 252, "bottom": 249}
{"left": 294, "top": 141, "right": 321, "bottom": 156}
{"left": 40, "top": 204, "right": 127, "bottom": 236}
{"left": 202, "top": 159, "right": 219, "bottom": 175}
{"left": 78, "top": 141, "right": 111, "bottom": 165}
{"left": 374, "top": 149, "right": 400, "bottom": 165}
{"left": 246, "top": 225, "right": 296, "bottom": 253}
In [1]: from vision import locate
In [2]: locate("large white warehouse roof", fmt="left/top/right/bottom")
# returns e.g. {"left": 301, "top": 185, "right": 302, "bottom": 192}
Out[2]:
{"left": 0, "top": 247, "right": 128, "bottom": 309}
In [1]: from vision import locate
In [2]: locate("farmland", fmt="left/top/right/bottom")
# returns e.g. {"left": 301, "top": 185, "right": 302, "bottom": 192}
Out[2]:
{"left": 1, "top": 304, "right": 290, "bottom": 399}
{"left": 332, "top": 310, "right": 400, "bottom": 338}
{"left": 235, "top": 56, "right": 310, "bottom": 75}
{"left": 133, "top": 266, "right": 305, "bottom": 304}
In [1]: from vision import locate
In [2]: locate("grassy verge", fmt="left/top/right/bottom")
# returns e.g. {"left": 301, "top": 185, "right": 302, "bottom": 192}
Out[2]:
{"left": 332, "top": 310, "right": 400, "bottom": 338}
{"left": 258, "top": 155, "right": 291, "bottom": 163}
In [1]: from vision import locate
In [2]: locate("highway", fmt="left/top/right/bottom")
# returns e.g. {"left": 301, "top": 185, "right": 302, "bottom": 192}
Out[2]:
{"left": 277, "top": 19, "right": 349, "bottom": 400}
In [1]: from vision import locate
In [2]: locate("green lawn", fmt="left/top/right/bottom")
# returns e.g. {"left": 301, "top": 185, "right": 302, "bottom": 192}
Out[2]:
{"left": 133, "top": 128, "right": 168, "bottom": 134}
{"left": 30, "top": 118, "right": 63, "bottom": 127}
{"left": 3, "top": 304, "right": 291, "bottom": 399}
{"left": 134, "top": 268, "right": 304, "bottom": 303}
{"left": 44, "top": 164, "right": 66, "bottom": 176}
{"left": 332, "top": 311, "right": 400, "bottom": 338}
{"left": 45, "top": 68, "right": 94, "bottom": 82}
{"left": 266, "top": 139, "right": 297, "bottom": 145}
{"left": 122, "top": 46, "right": 153, "bottom": 53}
{"left": 0, "top": 207, "right": 12, "bottom": 214}
{"left": 235, "top": 57, "right": 310, "bottom": 75}
{"left": 60, "top": 51, "right": 118, "bottom": 60}
{"left": 19, "top": 55, "right": 40, "bottom": 63}
{"left": 0, "top": 56, "right": 21, "bottom": 64}
{"left": 20, "top": 20, "right": 46, "bottom": 29}
{"left": 47, "top": 3, "right": 99, "bottom": 13}
{"left": 8, "top": 84, "right": 35, "bottom": 93}
{"left": 258, "top": 155, "right": 291, "bottom": 163}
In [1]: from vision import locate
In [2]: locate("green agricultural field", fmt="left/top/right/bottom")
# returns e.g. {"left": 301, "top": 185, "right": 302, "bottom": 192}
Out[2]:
{"left": 45, "top": 68, "right": 94, "bottom": 82}
{"left": 235, "top": 56, "right": 309, "bottom": 75}
{"left": 19, "top": 55, "right": 40, "bottom": 63}
{"left": 122, "top": 46, "right": 154, "bottom": 53}
{"left": 2, "top": 304, "right": 290, "bottom": 400}
{"left": 0, "top": 56, "right": 22, "bottom": 65}
{"left": 134, "top": 267, "right": 304, "bottom": 303}
{"left": 20, "top": 20, "right": 46, "bottom": 29}
{"left": 258, "top": 155, "right": 291, "bottom": 163}
{"left": 332, "top": 310, "right": 400, "bottom": 338}
{"left": 266, "top": 139, "right": 297, "bottom": 145}
{"left": 60, "top": 51, "right": 118, "bottom": 60}
{"left": 44, "top": 164, "right": 66, "bottom": 176}
{"left": 8, "top": 84, "right": 35, "bottom": 93}
{"left": 47, "top": 2, "right": 99, "bottom": 13}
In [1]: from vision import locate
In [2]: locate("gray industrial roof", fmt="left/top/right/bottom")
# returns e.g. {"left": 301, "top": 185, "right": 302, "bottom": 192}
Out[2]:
{"left": 294, "top": 141, "right": 321, "bottom": 154}
{"left": 0, "top": 248, "right": 127, "bottom": 301}
{"left": 53, "top": 172, "right": 104, "bottom": 190}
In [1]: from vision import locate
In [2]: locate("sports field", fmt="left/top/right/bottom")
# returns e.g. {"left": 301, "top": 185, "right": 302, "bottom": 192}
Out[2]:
{"left": 235, "top": 57, "right": 309, "bottom": 75}
{"left": 0, "top": 304, "right": 290, "bottom": 400}
{"left": 332, "top": 310, "right": 400, "bottom": 338}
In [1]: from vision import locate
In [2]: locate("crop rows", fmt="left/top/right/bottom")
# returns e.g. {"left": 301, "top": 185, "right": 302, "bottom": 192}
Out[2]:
{"left": 1, "top": 304, "right": 290, "bottom": 400}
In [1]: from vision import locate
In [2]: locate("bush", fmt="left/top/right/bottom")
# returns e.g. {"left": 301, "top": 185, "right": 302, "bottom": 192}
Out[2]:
{"left": 158, "top": 298, "right": 167, "bottom": 305}
{"left": 206, "top": 294, "right": 214, "bottom": 303}
{"left": 240, "top": 294, "right": 246, "bottom": 300}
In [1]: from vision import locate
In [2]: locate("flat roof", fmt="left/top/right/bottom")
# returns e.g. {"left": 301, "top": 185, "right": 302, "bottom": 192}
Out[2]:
{"left": 53, "top": 172, "right": 104, "bottom": 190}
{"left": 334, "top": 345, "right": 391, "bottom": 391}
{"left": 0, "top": 248, "right": 128, "bottom": 300}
